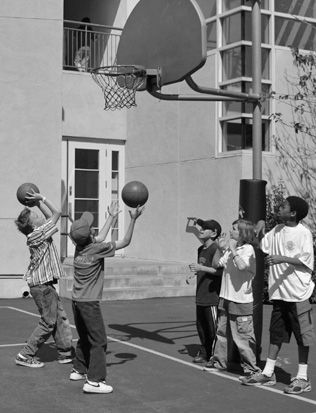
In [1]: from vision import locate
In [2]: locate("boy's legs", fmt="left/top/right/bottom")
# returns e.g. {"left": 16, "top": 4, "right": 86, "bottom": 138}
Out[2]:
{"left": 195, "top": 305, "right": 217, "bottom": 362}
{"left": 51, "top": 293, "right": 73, "bottom": 359}
{"left": 73, "top": 301, "right": 108, "bottom": 382}
{"left": 72, "top": 300, "right": 90, "bottom": 374}
{"left": 194, "top": 306, "right": 207, "bottom": 362}
{"left": 18, "top": 283, "right": 59, "bottom": 359}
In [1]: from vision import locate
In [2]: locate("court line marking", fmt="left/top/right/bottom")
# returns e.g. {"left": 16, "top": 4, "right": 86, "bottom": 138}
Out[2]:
{"left": 1, "top": 305, "right": 316, "bottom": 406}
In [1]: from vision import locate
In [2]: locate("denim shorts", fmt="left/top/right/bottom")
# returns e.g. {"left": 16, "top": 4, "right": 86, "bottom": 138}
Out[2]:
{"left": 270, "top": 300, "right": 314, "bottom": 346}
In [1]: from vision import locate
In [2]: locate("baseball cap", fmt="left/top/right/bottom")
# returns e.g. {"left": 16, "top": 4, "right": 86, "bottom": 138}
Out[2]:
{"left": 286, "top": 196, "right": 309, "bottom": 222}
{"left": 196, "top": 219, "right": 221, "bottom": 237}
{"left": 70, "top": 211, "right": 94, "bottom": 246}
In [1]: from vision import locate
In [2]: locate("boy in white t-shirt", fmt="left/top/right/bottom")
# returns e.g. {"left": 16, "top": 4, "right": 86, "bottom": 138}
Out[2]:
{"left": 242, "top": 196, "right": 315, "bottom": 394}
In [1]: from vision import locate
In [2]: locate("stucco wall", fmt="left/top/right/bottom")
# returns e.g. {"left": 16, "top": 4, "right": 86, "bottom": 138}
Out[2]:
{"left": 0, "top": 1, "right": 63, "bottom": 274}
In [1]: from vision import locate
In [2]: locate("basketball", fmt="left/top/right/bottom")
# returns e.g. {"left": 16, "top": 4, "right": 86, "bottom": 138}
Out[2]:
{"left": 121, "top": 181, "right": 149, "bottom": 208}
{"left": 16, "top": 183, "right": 40, "bottom": 206}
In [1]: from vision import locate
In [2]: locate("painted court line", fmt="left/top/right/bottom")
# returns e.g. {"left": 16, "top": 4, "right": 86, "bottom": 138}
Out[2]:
{"left": 1, "top": 305, "right": 316, "bottom": 406}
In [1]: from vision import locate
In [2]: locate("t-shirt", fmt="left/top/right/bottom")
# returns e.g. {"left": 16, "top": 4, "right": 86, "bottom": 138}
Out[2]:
{"left": 261, "top": 223, "right": 314, "bottom": 302}
{"left": 196, "top": 243, "right": 222, "bottom": 306}
{"left": 72, "top": 241, "right": 115, "bottom": 301}
{"left": 219, "top": 244, "right": 255, "bottom": 304}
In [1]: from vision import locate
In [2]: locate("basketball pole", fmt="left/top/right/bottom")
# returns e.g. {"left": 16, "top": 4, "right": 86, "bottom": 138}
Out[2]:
{"left": 251, "top": 0, "right": 264, "bottom": 363}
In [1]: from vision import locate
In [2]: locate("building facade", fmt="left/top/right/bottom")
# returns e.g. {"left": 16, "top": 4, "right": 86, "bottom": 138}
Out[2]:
{"left": 1, "top": 0, "right": 315, "bottom": 296}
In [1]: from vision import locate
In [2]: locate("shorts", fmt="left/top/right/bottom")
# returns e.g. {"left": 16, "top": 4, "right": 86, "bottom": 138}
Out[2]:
{"left": 270, "top": 300, "right": 314, "bottom": 347}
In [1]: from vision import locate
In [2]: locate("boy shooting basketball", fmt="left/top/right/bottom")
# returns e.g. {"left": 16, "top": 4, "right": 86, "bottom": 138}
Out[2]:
{"left": 69, "top": 202, "right": 144, "bottom": 394}
{"left": 15, "top": 190, "right": 73, "bottom": 368}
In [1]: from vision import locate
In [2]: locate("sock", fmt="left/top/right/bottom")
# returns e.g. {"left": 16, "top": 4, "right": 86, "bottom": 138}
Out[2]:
{"left": 296, "top": 364, "right": 308, "bottom": 380}
{"left": 262, "top": 358, "right": 276, "bottom": 377}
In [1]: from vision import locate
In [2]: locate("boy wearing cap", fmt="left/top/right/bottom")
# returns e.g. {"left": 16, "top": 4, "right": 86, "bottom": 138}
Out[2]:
{"left": 69, "top": 202, "right": 144, "bottom": 394}
{"left": 242, "top": 196, "right": 315, "bottom": 394}
{"left": 187, "top": 218, "right": 223, "bottom": 364}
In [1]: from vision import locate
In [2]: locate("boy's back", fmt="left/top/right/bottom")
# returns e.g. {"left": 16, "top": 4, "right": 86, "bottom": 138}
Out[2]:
{"left": 72, "top": 241, "right": 115, "bottom": 301}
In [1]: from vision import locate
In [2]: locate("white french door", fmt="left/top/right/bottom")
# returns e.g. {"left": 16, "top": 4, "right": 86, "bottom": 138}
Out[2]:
{"left": 61, "top": 139, "right": 125, "bottom": 257}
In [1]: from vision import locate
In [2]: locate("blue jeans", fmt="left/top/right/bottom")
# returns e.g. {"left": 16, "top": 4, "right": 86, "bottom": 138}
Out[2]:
{"left": 213, "top": 307, "right": 260, "bottom": 374}
{"left": 72, "top": 300, "right": 108, "bottom": 382}
{"left": 21, "top": 283, "right": 73, "bottom": 358}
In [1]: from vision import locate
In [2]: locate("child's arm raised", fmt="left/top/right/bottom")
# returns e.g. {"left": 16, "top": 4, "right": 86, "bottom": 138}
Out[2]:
{"left": 94, "top": 200, "right": 120, "bottom": 243}
{"left": 25, "top": 190, "right": 61, "bottom": 225}
{"left": 115, "top": 206, "right": 144, "bottom": 250}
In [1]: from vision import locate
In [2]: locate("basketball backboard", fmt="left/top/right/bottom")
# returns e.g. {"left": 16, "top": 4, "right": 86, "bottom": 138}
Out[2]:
{"left": 116, "top": 0, "right": 207, "bottom": 87}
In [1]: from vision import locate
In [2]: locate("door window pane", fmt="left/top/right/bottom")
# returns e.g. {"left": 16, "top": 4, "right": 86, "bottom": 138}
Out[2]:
{"left": 75, "top": 149, "right": 98, "bottom": 169}
{"left": 74, "top": 200, "right": 99, "bottom": 229}
{"left": 75, "top": 170, "right": 99, "bottom": 198}
{"left": 275, "top": 17, "right": 316, "bottom": 51}
{"left": 275, "top": 0, "right": 316, "bottom": 18}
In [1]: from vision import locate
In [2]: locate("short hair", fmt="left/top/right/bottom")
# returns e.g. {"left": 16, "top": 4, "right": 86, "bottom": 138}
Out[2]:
{"left": 15, "top": 208, "right": 33, "bottom": 236}
{"left": 286, "top": 196, "right": 309, "bottom": 222}
{"left": 234, "top": 219, "right": 258, "bottom": 247}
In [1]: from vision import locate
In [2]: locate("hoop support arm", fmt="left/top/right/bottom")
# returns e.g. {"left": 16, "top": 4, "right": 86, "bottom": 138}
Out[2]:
{"left": 185, "top": 75, "right": 260, "bottom": 102}
{"left": 146, "top": 77, "right": 245, "bottom": 102}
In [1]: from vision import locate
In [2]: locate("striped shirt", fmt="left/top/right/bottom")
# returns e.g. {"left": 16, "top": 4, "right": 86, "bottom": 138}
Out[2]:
{"left": 24, "top": 220, "right": 64, "bottom": 287}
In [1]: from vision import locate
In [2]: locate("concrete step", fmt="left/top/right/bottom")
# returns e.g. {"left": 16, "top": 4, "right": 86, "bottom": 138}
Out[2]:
{"left": 60, "top": 257, "right": 195, "bottom": 301}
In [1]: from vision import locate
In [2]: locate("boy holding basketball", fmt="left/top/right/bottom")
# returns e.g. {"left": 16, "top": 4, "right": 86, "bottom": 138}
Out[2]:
{"left": 15, "top": 190, "right": 73, "bottom": 368}
{"left": 241, "top": 196, "right": 314, "bottom": 394}
{"left": 69, "top": 202, "right": 144, "bottom": 394}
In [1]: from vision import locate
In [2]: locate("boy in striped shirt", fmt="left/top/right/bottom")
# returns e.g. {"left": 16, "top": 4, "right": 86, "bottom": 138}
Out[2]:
{"left": 15, "top": 190, "right": 73, "bottom": 368}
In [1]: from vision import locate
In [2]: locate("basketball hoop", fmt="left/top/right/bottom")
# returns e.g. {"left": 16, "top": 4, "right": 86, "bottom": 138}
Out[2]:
{"left": 91, "top": 65, "right": 146, "bottom": 110}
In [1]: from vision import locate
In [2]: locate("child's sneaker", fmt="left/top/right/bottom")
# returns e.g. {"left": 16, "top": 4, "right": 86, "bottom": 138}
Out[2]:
{"left": 15, "top": 353, "right": 44, "bottom": 368}
{"left": 240, "top": 371, "right": 276, "bottom": 386}
{"left": 83, "top": 379, "right": 113, "bottom": 394}
{"left": 193, "top": 350, "right": 207, "bottom": 364}
{"left": 283, "top": 377, "right": 311, "bottom": 394}
{"left": 58, "top": 355, "right": 73, "bottom": 364}
{"left": 203, "top": 359, "right": 225, "bottom": 371}
{"left": 69, "top": 369, "right": 86, "bottom": 381}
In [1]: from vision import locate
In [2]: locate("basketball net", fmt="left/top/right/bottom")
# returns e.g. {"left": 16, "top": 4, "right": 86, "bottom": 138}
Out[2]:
{"left": 91, "top": 65, "right": 146, "bottom": 110}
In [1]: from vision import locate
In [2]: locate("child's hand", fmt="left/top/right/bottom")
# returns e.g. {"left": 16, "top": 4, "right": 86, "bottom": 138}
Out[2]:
{"left": 25, "top": 189, "right": 44, "bottom": 206}
{"left": 108, "top": 200, "right": 120, "bottom": 218}
{"left": 187, "top": 217, "right": 198, "bottom": 224}
{"left": 217, "top": 233, "right": 228, "bottom": 250}
{"left": 189, "top": 263, "right": 202, "bottom": 273}
{"left": 129, "top": 205, "right": 145, "bottom": 220}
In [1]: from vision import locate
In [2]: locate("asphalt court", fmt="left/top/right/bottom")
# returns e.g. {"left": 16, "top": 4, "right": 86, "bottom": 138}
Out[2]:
{"left": 1, "top": 297, "right": 316, "bottom": 413}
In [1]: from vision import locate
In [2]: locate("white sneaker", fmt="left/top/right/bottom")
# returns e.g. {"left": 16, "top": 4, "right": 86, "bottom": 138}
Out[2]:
{"left": 69, "top": 369, "right": 86, "bottom": 381}
{"left": 83, "top": 380, "right": 113, "bottom": 394}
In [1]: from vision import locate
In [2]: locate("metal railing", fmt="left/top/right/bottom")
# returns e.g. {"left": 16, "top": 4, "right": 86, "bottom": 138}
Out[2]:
{"left": 63, "top": 20, "right": 122, "bottom": 72}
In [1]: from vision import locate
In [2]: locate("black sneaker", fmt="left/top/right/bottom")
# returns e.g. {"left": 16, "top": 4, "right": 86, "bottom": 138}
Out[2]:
{"left": 15, "top": 353, "right": 44, "bottom": 368}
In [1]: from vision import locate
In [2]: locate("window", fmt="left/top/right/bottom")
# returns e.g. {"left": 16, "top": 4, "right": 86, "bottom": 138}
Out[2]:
{"left": 196, "top": 0, "right": 216, "bottom": 18}
{"left": 221, "top": 118, "right": 270, "bottom": 151}
{"left": 222, "top": 0, "right": 269, "bottom": 12}
{"left": 222, "top": 12, "right": 269, "bottom": 45}
{"left": 275, "top": 17, "right": 316, "bottom": 51}
{"left": 222, "top": 46, "right": 270, "bottom": 81}
{"left": 222, "top": 82, "right": 270, "bottom": 116}
{"left": 275, "top": 0, "right": 316, "bottom": 18}
{"left": 206, "top": 22, "right": 216, "bottom": 50}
